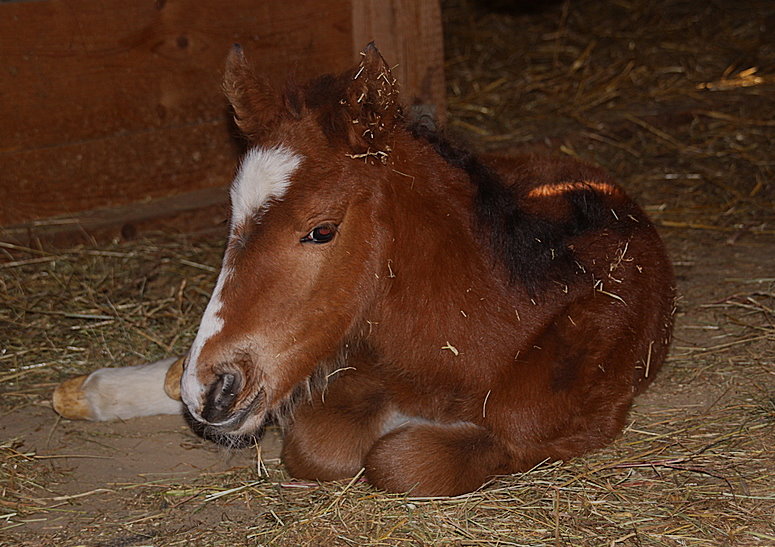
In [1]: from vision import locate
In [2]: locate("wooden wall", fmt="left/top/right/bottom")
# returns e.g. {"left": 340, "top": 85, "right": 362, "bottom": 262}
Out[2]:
{"left": 0, "top": 0, "right": 444, "bottom": 242}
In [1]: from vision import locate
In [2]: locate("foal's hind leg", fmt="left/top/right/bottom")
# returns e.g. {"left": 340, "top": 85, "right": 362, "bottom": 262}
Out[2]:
{"left": 282, "top": 371, "right": 392, "bottom": 481}
{"left": 364, "top": 422, "right": 513, "bottom": 496}
{"left": 53, "top": 356, "right": 184, "bottom": 420}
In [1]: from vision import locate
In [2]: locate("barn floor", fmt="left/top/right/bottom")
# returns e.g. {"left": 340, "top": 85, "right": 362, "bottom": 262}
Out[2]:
{"left": 2, "top": 0, "right": 774, "bottom": 545}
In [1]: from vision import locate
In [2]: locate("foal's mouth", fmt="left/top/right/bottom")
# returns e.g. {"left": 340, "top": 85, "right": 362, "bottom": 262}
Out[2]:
{"left": 188, "top": 388, "right": 267, "bottom": 443}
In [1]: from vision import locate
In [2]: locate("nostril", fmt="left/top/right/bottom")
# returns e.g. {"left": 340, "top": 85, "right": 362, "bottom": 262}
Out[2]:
{"left": 217, "top": 373, "right": 236, "bottom": 404}
{"left": 202, "top": 372, "right": 242, "bottom": 423}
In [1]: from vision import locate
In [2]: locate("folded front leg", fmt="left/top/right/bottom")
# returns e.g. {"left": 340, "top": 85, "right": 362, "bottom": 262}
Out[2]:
{"left": 52, "top": 356, "right": 184, "bottom": 421}
{"left": 364, "top": 422, "right": 513, "bottom": 496}
{"left": 282, "top": 372, "right": 391, "bottom": 481}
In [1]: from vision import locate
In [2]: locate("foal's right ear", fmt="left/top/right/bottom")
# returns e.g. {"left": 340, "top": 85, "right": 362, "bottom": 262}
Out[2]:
{"left": 223, "top": 45, "right": 282, "bottom": 141}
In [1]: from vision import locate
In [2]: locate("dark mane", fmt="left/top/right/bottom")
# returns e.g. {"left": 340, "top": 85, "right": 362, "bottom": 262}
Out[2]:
{"left": 410, "top": 122, "right": 613, "bottom": 295}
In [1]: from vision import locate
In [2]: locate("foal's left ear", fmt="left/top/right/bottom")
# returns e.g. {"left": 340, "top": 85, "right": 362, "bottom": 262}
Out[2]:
{"left": 344, "top": 43, "right": 401, "bottom": 154}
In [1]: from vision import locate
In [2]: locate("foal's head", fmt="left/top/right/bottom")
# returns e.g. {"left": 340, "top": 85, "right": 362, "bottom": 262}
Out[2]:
{"left": 180, "top": 45, "right": 402, "bottom": 439}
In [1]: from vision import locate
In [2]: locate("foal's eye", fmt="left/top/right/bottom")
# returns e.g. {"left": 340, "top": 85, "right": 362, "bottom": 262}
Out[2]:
{"left": 301, "top": 224, "right": 337, "bottom": 244}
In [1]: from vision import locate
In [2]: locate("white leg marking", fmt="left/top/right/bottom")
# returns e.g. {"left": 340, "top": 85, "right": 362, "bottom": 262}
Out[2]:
{"left": 82, "top": 357, "right": 183, "bottom": 420}
{"left": 379, "top": 411, "right": 476, "bottom": 437}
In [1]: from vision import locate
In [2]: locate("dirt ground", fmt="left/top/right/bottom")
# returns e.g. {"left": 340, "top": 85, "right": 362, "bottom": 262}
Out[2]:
{"left": 2, "top": 0, "right": 774, "bottom": 545}
{"left": 1, "top": 230, "right": 772, "bottom": 546}
{"left": 1, "top": 407, "right": 283, "bottom": 543}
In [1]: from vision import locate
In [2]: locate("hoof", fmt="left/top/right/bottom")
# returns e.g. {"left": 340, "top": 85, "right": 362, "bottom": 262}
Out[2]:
{"left": 52, "top": 375, "right": 95, "bottom": 420}
{"left": 164, "top": 356, "right": 185, "bottom": 401}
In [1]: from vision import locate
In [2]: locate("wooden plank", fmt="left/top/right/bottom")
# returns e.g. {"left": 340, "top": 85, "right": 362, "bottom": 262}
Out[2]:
{"left": 3, "top": 120, "right": 238, "bottom": 223}
{"left": 0, "top": 0, "right": 352, "bottom": 226}
{"left": 1, "top": 186, "right": 230, "bottom": 249}
{"left": 351, "top": 0, "right": 445, "bottom": 121}
{"left": 0, "top": 0, "right": 353, "bottom": 152}
{"left": 0, "top": 0, "right": 445, "bottom": 231}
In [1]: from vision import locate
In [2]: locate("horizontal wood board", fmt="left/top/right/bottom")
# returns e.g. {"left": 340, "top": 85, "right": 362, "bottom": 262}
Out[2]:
{"left": 0, "top": 0, "right": 444, "bottom": 233}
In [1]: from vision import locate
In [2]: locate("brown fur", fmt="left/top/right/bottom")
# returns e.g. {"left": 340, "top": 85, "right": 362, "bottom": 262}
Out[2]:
{"left": 185, "top": 44, "right": 676, "bottom": 496}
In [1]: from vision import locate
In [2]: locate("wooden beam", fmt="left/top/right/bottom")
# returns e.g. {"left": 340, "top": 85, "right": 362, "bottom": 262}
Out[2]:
{"left": 351, "top": 0, "right": 445, "bottom": 121}
{"left": 1, "top": 187, "right": 229, "bottom": 249}
{"left": 0, "top": 0, "right": 353, "bottom": 153}
{"left": 0, "top": 0, "right": 445, "bottom": 233}
{"left": 0, "top": 0, "right": 352, "bottom": 226}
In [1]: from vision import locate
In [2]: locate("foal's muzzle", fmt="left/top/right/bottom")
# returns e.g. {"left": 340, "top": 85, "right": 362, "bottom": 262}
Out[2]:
{"left": 189, "top": 368, "right": 266, "bottom": 440}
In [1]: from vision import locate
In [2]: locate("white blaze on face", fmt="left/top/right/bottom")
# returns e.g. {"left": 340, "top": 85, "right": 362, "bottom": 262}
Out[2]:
{"left": 181, "top": 145, "right": 303, "bottom": 418}
{"left": 180, "top": 265, "right": 230, "bottom": 415}
{"left": 230, "top": 145, "right": 303, "bottom": 229}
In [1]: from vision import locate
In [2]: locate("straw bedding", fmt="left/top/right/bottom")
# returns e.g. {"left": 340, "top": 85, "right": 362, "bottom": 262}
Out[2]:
{"left": 1, "top": 0, "right": 773, "bottom": 544}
